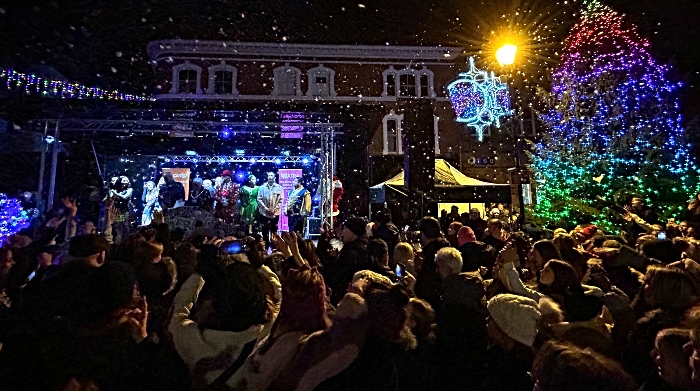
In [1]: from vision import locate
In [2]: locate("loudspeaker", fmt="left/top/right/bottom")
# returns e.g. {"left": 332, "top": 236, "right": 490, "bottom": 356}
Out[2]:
{"left": 307, "top": 217, "right": 322, "bottom": 236}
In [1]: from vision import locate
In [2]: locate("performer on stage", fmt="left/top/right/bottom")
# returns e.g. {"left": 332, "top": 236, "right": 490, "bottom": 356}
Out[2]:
{"left": 257, "top": 172, "right": 283, "bottom": 247}
{"left": 332, "top": 176, "right": 343, "bottom": 223}
{"left": 214, "top": 170, "right": 240, "bottom": 224}
{"left": 189, "top": 177, "right": 213, "bottom": 212}
{"left": 240, "top": 174, "right": 259, "bottom": 234}
{"left": 285, "top": 176, "right": 311, "bottom": 234}
{"left": 141, "top": 180, "right": 160, "bottom": 226}
{"left": 104, "top": 176, "right": 133, "bottom": 244}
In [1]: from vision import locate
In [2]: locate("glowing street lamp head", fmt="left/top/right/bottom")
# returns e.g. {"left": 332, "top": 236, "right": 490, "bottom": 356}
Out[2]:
{"left": 496, "top": 44, "right": 517, "bottom": 66}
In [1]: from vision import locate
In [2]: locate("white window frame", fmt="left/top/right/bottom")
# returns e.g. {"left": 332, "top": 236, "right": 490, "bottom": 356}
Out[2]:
{"left": 207, "top": 61, "right": 238, "bottom": 95}
{"left": 306, "top": 64, "right": 336, "bottom": 97}
{"left": 382, "top": 110, "right": 404, "bottom": 155}
{"left": 272, "top": 63, "right": 303, "bottom": 96}
{"left": 383, "top": 66, "right": 435, "bottom": 98}
{"left": 417, "top": 66, "right": 436, "bottom": 98}
{"left": 170, "top": 61, "right": 202, "bottom": 94}
{"left": 382, "top": 66, "right": 398, "bottom": 97}
{"left": 434, "top": 115, "right": 441, "bottom": 155}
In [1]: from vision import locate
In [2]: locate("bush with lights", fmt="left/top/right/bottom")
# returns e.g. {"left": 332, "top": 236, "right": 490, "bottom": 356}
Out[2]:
{"left": 530, "top": 0, "right": 700, "bottom": 231}
{"left": 0, "top": 194, "right": 32, "bottom": 246}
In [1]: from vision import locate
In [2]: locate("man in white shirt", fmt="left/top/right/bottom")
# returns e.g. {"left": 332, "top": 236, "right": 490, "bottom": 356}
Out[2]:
{"left": 256, "top": 172, "right": 284, "bottom": 248}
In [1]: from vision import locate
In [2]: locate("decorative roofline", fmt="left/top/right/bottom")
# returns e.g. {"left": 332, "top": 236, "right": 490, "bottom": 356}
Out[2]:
{"left": 147, "top": 40, "right": 464, "bottom": 63}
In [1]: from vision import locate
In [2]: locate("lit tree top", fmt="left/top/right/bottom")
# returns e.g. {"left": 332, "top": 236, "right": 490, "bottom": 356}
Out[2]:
{"left": 531, "top": 0, "right": 700, "bottom": 229}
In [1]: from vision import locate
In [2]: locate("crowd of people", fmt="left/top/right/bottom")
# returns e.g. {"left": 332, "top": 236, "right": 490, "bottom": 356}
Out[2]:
{"left": 3, "top": 189, "right": 700, "bottom": 391}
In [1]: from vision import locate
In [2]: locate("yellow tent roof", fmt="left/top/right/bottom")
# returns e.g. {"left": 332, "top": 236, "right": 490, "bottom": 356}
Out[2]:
{"left": 383, "top": 159, "right": 497, "bottom": 187}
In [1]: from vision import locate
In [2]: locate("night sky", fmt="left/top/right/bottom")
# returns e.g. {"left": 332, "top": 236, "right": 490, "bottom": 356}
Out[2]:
{"left": 1, "top": 0, "right": 698, "bottom": 116}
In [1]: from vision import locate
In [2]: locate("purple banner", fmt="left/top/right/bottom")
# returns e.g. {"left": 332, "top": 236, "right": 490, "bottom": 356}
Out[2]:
{"left": 278, "top": 169, "right": 303, "bottom": 231}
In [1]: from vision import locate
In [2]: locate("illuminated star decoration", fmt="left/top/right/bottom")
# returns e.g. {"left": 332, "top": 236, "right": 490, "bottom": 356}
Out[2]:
{"left": 0, "top": 194, "right": 32, "bottom": 246}
{"left": 1, "top": 68, "right": 154, "bottom": 101}
{"left": 529, "top": 0, "right": 700, "bottom": 231}
{"left": 448, "top": 57, "right": 512, "bottom": 141}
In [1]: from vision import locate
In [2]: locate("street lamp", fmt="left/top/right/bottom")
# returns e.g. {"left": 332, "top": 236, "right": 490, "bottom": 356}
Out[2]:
{"left": 496, "top": 44, "right": 517, "bottom": 66}
{"left": 496, "top": 44, "right": 526, "bottom": 226}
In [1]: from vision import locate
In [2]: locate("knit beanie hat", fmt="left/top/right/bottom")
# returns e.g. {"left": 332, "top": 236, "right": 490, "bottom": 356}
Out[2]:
{"left": 487, "top": 293, "right": 541, "bottom": 347}
{"left": 457, "top": 226, "right": 476, "bottom": 247}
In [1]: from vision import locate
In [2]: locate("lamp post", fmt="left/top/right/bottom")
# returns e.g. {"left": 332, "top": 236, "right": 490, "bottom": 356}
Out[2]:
{"left": 496, "top": 44, "right": 526, "bottom": 226}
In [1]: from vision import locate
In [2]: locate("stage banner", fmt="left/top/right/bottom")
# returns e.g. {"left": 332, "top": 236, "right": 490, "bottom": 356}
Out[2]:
{"left": 278, "top": 169, "right": 303, "bottom": 231}
{"left": 162, "top": 168, "right": 191, "bottom": 200}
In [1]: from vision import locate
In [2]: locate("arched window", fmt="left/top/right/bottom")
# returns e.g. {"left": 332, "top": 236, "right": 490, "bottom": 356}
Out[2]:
{"left": 417, "top": 66, "right": 435, "bottom": 97}
{"left": 307, "top": 64, "right": 336, "bottom": 97}
{"left": 273, "top": 64, "right": 302, "bottom": 96}
{"left": 382, "top": 66, "right": 398, "bottom": 97}
{"left": 170, "top": 61, "right": 202, "bottom": 94}
{"left": 207, "top": 61, "right": 238, "bottom": 95}
{"left": 398, "top": 71, "right": 416, "bottom": 97}
{"left": 382, "top": 111, "right": 404, "bottom": 155}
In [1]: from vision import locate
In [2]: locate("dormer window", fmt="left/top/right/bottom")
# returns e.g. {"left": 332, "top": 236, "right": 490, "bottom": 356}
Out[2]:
{"left": 307, "top": 65, "right": 336, "bottom": 97}
{"left": 170, "top": 61, "right": 202, "bottom": 94}
{"left": 273, "top": 64, "right": 302, "bottom": 96}
{"left": 383, "top": 111, "right": 404, "bottom": 155}
{"left": 383, "top": 66, "right": 435, "bottom": 98}
{"left": 207, "top": 61, "right": 238, "bottom": 95}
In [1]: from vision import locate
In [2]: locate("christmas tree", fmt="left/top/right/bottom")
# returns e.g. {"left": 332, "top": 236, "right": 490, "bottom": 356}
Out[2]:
{"left": 530, "top": 0, "right": 700, "bottom": 231}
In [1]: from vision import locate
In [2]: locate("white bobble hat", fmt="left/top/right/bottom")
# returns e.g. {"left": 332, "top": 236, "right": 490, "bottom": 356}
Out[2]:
{"left": 487, "top": 293, "right": 541, "bottom": 347}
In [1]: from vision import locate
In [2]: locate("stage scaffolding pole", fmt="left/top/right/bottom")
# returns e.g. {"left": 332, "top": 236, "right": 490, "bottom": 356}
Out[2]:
{"left": 37, "top": 120, "right": 48, "bottom": 211}
{"left": 47, "top": 122, "right": 60, "bottom": 211}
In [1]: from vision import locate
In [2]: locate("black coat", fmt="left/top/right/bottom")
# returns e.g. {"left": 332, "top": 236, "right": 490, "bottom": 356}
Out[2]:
{"left": 322, "top": 236, "right": 369, "bottom": 305}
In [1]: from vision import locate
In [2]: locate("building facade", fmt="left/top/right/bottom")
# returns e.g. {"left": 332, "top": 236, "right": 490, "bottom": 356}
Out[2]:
{"left": 146, "top": 40, "right": 538, "bottom": 215}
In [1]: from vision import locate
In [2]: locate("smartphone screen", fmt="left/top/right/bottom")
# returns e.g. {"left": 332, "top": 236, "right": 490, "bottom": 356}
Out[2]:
{"left": 395, "top": 263, "right": 406, "bottom": 278}
{"left": 657, "top": 232, "right": 667, "bottom": 240}
{"left": 221, "top": 240, "right": 244, "bottom": 255}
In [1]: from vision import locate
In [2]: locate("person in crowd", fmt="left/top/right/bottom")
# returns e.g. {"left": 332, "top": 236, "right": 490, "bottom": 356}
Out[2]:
{"left": 456, "top": 225, "right": 496, "bottom": 274}
{"left": 214, "top": 170, "right": 241, "bottom": 224}
{"left": 257, "top": 172, "right": 284, "bottom": 248}
{"left": 414, "top": 217, "right": 450, "bottom": 310}
{"left": 446, "top": 221, "right": 462, "bottom": 248}
{"left": 158, "top": 172, "right": 186, "bottom": 211}
{"left": 141, "top": 180, "right": 160, "bottom": 226}
{"left": 626, "top": 264, "right": 699, "bottom": 383}
{"left": 531, "top": 341, "right": 637, "bottom": 391}
{"left": 624, "top": 197, "right": 661, "bottom": 243}
{"left": 433, "top": 247, "right": 489, "bottom": 391}
{"left": 373, "top": 208, "right": 400, "bottom": 259}
{"left": 483, "top": 218, "right": 508, "bottom": 252}
{"left": 133, "top": 240, "right": 164, "bottom": 266}
{"left": 240, "top": 174, "right": 259, "bottom": 234}
{"left": 482, "top": 293, "right": 558, "bottom": 391}
{"left": 366, "top": 238, "right": 396, "bottom": 280}
{"left": 285, "top": 176, "right": 312, "bottom": 235}
{"left": 465, "top": 207, "right": 489, "bottom": 241}
{"left": 189, "top": 177, "right": 213, "bottom": 212}
{"left": 393, "top": 242, "right": 416, "bottom": 275}
{"left": 168, "top": 254, "right": 281, "bottom": 386}
{"left": 640, "top": 328, "right": 695, "bottom": 391}
{"left": 322, "top": 217, "right": 369, "bottom": 305}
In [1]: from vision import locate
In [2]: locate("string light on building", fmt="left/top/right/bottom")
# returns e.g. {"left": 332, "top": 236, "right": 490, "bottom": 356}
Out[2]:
{"left": 0, "top": 68, "right": 154, "bottom": 101}
{"left": 448, "top": 57, "right": 513, "bottom": 141}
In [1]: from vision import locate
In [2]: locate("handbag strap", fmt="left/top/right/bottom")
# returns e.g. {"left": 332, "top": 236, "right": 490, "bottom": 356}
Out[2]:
{"left": 208, "top": 338, "right": 258, "bottom": 390}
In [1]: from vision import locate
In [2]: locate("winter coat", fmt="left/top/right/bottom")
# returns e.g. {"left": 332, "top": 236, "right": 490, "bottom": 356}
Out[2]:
{"left": 168, "top": 267, "right": 281, "bottom": 385}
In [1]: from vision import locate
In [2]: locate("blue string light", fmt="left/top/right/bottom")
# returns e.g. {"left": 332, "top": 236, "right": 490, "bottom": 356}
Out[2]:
{"left": 448, "top": 57, "right": 513, "bottom": 141}
{"left": 0, "top": 194, "right": 32, "bottom": 245}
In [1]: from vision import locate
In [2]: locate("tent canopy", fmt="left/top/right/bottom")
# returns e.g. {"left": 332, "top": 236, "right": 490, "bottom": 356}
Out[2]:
{"left": 371, "top": 159, "right": 511, "bottom": 203}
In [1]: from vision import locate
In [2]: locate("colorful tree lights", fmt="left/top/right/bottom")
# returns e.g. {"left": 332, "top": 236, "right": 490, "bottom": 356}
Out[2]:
{"left": 448, "top": 57, "right": 512, "bottom": 141}
{"left": 1, "top": 68, "right": 154, "bottom": 101}
{"left": 0, "top": 194, "right": 32, "bottom": 246}
{"left": 530, "top": 0, "right": 700, "bottom": 231}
